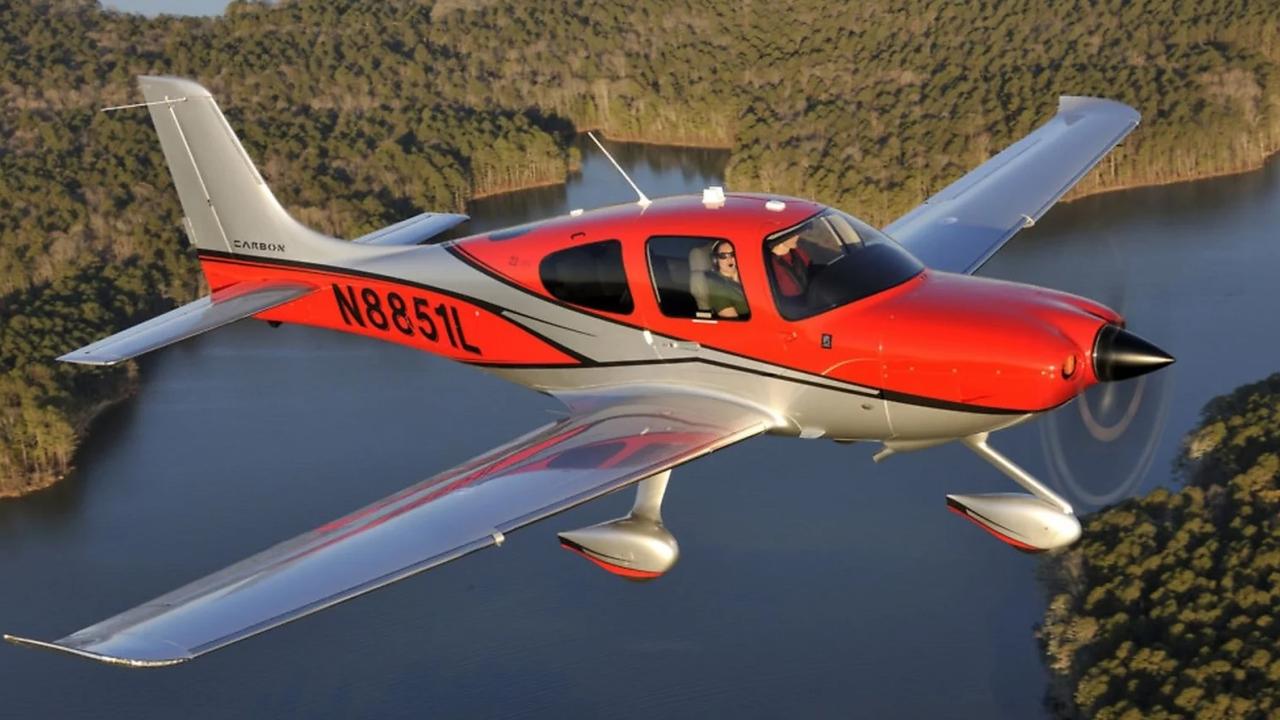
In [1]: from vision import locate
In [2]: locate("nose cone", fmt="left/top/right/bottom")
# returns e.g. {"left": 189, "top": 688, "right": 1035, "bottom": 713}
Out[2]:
{"left": 1093, "top": 325, "right": 1175, "bottom": 382}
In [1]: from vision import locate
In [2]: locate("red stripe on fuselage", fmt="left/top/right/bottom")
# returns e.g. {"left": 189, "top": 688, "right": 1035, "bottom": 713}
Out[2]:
{"left": 198, "top": 252, "right": 581, "bottom": 366}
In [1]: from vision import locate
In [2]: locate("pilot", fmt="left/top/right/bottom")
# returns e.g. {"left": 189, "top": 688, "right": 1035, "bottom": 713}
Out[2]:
{"left": 705, "top": 240, "right": 749, "bottom": 319}
{"left": 770, "top": 233, "right": 811, "bottom": 299}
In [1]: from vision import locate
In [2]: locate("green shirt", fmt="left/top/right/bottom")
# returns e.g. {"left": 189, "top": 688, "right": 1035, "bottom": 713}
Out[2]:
{"left": 704, "top": 272, "right": 749, "bottom": 318}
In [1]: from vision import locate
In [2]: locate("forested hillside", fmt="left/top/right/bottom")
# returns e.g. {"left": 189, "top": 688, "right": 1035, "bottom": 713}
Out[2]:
{"left": 1039, "top": 374, "right": 1280, "bottom": 719}
{"left": 2, "top": 0, "right": 1279, "bottom": 494}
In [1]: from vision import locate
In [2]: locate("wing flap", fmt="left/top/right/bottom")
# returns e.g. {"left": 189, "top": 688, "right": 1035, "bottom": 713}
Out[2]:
{"left": 884, "top": 96, "right": 1139, "bottom": 275}
{"left": 57, "top": 280, "right": 314, "bottom": 366}
{"left": 6, "top": 388, "right": 773, "bottom": 666}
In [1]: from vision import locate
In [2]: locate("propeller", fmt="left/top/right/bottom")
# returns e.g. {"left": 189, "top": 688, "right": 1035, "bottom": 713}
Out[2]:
{"left": 1039, "top": 236, "right": 1176, "bottom": 511}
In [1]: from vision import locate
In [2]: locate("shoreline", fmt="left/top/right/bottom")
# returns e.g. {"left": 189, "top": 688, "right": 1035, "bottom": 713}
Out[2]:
{"left": 1061, "top": 149, "right": 1279, "bottom": 205}
{"left": 1, "top": 363, "right": 139, "bottom": 500}
{"left": 576, "top": 130, "right": 735, "bottom": 151}
{"left": 473, "top": 135, "right": 1278, "bottom": 213}
{"left": 467, "top": 175, "right": 569, "bottom": 201}
{"left": 4, "top": 141, "right": 1276, "bottom": 500}
{"left": 0, "top": 471, "right": 62, "bottom": 499}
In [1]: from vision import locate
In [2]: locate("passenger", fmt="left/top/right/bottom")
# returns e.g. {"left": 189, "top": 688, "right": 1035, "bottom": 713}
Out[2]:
{"left": 705, "top": 240, "right": 749, "bottom": 319}
{"left": 770, "top": 232, "right": 811, "bottom": 299}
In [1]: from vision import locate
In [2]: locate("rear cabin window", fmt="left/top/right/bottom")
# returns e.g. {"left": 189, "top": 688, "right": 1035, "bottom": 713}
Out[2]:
{"left": 648, "top": 236, "right": 750, "bottom": 320}
{"left": 539, "top": 240, "right": 634, "bottom": 314}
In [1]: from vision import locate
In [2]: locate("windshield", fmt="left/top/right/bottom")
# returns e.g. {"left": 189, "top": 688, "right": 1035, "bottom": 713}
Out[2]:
{"left": 764, "top": 210, "right": 923, "bottom": 320}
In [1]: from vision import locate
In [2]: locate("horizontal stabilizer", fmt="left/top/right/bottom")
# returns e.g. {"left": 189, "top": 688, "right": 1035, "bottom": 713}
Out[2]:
{"left": 3, "top": 634, "right": 188, "bottom": 668}
{"left": 352, "top": 212, "right": 469, "bottom": 246}
{"left": 58, "top": 281, "right": 313, "bottom": 366}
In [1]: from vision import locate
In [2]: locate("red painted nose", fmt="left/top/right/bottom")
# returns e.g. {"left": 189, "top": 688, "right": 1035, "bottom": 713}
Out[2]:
{"left": 873, "top": 281, "right": 1090, "bottom": 410}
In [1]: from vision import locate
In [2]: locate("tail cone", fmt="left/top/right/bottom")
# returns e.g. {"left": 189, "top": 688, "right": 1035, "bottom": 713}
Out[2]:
{"left": 1093, "top": 325, "right": 1174, "bottom": 382}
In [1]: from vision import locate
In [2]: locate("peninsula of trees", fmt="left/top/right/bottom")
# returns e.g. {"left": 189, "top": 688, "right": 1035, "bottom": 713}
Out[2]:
{"left": 1039, "top": 374, "right": 1280, "bottom": 719}
{"left": 3, "top": 0, "right": 1279, "bottom": 494}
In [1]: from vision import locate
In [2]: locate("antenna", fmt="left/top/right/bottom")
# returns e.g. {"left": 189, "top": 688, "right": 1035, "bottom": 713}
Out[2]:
{"left": 586, "top": 132, "right": 651, "bottom": 208}
{"left": 99, "top": 97, "right": 187, "bottom": 113}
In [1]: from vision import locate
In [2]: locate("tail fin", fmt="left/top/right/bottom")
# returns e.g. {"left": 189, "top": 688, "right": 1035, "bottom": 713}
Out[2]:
{"left": 139, "top": 76, "right": 347, "bottom": 264}
{"left": 53, "top": 77, "right": 355, "bottom": 366}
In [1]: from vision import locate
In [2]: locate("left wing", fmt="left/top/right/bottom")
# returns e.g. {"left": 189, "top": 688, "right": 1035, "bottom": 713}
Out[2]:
{"left": 884, "top": 96, "right": 1139, "bottom": 275}
{"left": 6, "top": 387, "right": 775, "bottom": 667}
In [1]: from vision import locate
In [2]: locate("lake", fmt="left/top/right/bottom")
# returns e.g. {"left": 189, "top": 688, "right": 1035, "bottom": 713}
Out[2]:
{"left": 1, "top": 138, "right": 1277, "bottom": 718}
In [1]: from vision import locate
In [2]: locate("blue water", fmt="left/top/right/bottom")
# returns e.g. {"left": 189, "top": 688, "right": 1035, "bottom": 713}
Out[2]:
{"left": 1, "top": 140, "right": 1277, "bottom": 718}
{"left": 103, "top": 0, "right": 230, "bottom": 17}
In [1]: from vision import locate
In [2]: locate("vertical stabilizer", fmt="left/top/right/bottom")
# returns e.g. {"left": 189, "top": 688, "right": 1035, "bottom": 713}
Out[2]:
{"left": 138, "top": 76, "right": 345, "bottom": 262}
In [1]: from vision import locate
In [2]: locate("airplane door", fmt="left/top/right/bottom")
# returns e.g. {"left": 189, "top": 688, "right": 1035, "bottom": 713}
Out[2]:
{"left": 642, "top": 236, "right": 752, "bottom": 361}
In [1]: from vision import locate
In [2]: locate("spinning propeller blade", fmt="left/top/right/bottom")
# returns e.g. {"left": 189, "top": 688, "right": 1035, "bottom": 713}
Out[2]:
{"left": 1040, "top": 239, "right": 1176, "bottom": 510}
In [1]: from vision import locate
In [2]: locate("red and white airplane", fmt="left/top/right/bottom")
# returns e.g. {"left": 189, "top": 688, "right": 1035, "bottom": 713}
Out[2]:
{"left": 7, "top": 77, "right": 1172, "bottom": 666}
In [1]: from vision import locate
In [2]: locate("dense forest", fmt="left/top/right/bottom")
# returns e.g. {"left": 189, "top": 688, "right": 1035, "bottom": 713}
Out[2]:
{"left": 2, "top": 0, "right": 1279, "bottom": 494}
{"left": 1039, "top": 374, "right": 1280, "bottom": 719}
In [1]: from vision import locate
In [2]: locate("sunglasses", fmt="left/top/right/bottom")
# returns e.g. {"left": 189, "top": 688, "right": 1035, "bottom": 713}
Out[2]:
{"left": 714, "top": 251, "right": 736, "bottom": 259}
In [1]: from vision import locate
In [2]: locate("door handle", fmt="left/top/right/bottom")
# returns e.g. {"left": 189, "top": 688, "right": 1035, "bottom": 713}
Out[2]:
{"left": 664, "top": 339, "right": 701, "bottom": 352}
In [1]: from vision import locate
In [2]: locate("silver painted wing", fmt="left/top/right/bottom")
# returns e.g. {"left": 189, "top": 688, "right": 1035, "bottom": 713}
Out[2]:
{"left": 351, "top": 211, "right": 469, "bottom": 246}
{"left": 883, "top": 97, "right": 1140, "bottom": 275}
{"left": 57, "top": 280, "right": 314, "bottom": 366}
{"left": 6, "top": 387, "right": 775, "bottom": 667}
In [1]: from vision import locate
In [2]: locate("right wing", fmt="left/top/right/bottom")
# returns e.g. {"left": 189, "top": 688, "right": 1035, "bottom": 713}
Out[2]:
{"left": 6, "top": 387, "right": 775, "bottom": 667}
{"left": 883, "top": 96, "right": 1140, "bottom": 275}
{"left": 352, "top": 211, "right": 469, "bottom": 246}
{"left": 57, "top": 280, "right": 314, "bottom": 366}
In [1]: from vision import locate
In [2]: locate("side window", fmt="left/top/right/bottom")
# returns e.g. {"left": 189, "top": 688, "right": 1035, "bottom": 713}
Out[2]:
{"left": 539, "top": 240, "right": 634, "bottom": 314}
{"left": 648, "top": 236, "right": 750, "bottom": 320}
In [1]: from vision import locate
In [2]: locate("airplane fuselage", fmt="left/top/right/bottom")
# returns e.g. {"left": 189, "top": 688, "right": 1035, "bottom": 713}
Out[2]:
{"left": 198, "top": 193, "right": 1123, "bottom": 444}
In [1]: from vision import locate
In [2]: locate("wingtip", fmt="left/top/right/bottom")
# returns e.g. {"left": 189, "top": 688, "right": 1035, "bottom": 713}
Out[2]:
{"left": 5, "top": 634, "right": 189, "bottom": 669}
{"left": 56, "top": 352, "right": 122, "bottom": 366}
{"left": 137, "top": 75, "right": 213, "bottom": 100}
{"left": 1056, "top": 95, "right": 1140, "bottom": 124}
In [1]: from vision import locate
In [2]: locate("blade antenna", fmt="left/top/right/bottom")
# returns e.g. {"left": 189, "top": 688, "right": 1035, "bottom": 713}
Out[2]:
{"left": 586, "top": 132, "right": 651, "bottom": 208}
{"left": 99, "top": 97, "right": 187, "bottom": 113}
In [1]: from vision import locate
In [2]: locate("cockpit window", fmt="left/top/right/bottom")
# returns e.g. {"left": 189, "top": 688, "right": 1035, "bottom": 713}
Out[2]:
{"left": 540, "top": 240, "right": 634, "bottom": 314}
{"left": 648, "top": 236, "right": 750, "bottom": 320}
{"left": 764, "top": 210, "right": 923, "bottom": 320}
